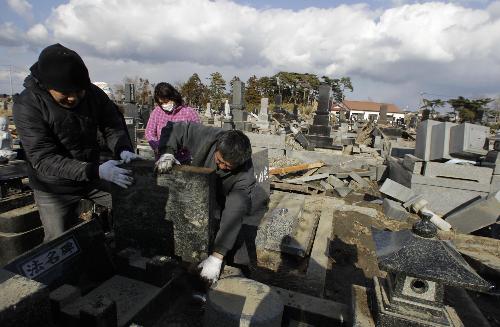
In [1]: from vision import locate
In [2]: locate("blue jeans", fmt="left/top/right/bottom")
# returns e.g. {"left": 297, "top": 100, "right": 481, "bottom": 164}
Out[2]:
{"left": 33, "top": 186, "right": 112, "bottom": 242}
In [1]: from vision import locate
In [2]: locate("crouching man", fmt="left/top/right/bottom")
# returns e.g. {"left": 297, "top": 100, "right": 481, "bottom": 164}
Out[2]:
{"left": 156, "top": 122, "right": 256, "bottom": 283}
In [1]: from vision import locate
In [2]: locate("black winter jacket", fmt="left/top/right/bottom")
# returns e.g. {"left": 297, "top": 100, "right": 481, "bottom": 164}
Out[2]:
{"left": 13, "top": 75, "right": 132, "bottom": 194}
{"left": 158, "top": 122, "right": 256, "bottom": 256}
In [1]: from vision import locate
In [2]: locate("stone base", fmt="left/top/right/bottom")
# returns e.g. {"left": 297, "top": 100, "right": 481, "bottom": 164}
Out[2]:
{"left": 305, "top": 135, "right": 335, "bottom": 149}
{"left": 223, "top": 120, "right": 235, "bottom": 131}
{"left": 373, "top": 277, "right": 462, "bottom": 327}
{"left": 308, "top": 125, "right": 331, "bottom": 136}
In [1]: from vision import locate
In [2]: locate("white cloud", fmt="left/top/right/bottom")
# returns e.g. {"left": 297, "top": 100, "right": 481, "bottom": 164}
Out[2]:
{"left": 0, "top": 23, "right": 25, "bottom": 47}
{"left": 6, "top": 0, "right": 33, "bottom": 21}
{"left": 4, "top": 0, "right": 500, "bottom": 108}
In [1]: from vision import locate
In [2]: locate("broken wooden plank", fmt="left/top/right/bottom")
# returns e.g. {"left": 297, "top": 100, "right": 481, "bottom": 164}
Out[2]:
{"left": 302, "top": 167, "right": 320, "bottom": 177}
{"left": 269, "top": 162, "right": 324, "bottom": 176}
{"left": 271, "top": 181, "right": 324, "bottom": 195}
{"left": 305, "top": 197, "right": 336, "bottom": 297}
{"left": 284, "top": 173, "right": 330, "bottom": 184}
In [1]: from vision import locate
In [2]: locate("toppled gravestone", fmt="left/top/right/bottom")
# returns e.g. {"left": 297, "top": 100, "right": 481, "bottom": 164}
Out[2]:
{"left": 112, "top": 161, "right": 217, "bottom": 263}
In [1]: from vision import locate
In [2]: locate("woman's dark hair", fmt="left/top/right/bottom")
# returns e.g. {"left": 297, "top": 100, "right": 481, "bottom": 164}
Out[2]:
{"left": 216, "top": 130, "right": 252, "bottom": 167}
{"left": 154, "top": 82, "right": 183, "bottom": 107}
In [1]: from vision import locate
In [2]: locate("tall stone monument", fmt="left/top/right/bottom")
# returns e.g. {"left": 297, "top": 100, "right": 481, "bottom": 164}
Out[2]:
{"left": 378, "top": 104, "right": 388, "bottom": 124}
{"left": 231, "top": 80, "right": 249, "bottom": 131}
{"left": 305, "top": 84, "right": 335, "bottom": 148}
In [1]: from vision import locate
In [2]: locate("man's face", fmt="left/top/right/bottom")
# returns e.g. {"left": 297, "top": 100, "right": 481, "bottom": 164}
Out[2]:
{"left": 214, "top": 150, "right": 234, "bottom": 171}
{"left": 48, "top": 89, "right": 86, "bottom": 109}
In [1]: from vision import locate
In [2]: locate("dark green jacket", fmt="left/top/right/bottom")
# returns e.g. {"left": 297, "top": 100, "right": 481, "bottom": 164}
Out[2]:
{"left": 158, "top": 122, "right": 255, "bottom": 255}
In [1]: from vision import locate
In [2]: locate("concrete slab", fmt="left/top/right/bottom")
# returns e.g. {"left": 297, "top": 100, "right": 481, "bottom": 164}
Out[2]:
{"left": 0, "top": 268, "right": 51, "bottom": 327}
{"left": 0, "top": 203, "right": 41, "bottom": 233}
{"left": 423, "top": 162, "right": 492, "bottom": 185}
{"left": 411, "top": 174, "right": 490, "bottom": 193}
{"left": 284, "top": 173, "right": 330, "bottom": 184}
{"left": 445, "top": 191, "right": 500, "bottom": 234}
{"left": 0, "top": 226, "right": 44, "bottom": 266}
{"left": 411, "top": 184, "right": 488, "bottom": 216}
{"left": 305, "top": 198, "right": 335, "bottom": 297}
{"left": 61, "top": 275, "right": 160, "bottom": 327}
{"left": 379, "top": 178, "right": 415, "bottom": 203}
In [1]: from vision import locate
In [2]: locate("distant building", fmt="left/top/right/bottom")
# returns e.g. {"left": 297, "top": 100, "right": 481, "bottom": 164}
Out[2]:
{"left": 331, "top": 100, "right": 404, "bottom": 121}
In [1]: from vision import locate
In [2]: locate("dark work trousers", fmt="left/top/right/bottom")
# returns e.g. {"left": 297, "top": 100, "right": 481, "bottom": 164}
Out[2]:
{"left": 33, "top": 184, "right": 112, "bottom": 242}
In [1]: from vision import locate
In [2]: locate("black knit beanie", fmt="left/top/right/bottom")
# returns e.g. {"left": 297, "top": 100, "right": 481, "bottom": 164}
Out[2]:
{"left": 30, "top": 43, "right": 91, "bottom": 93}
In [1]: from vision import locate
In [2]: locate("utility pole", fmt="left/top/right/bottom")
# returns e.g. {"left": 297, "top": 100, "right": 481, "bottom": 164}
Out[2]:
{"left": 9, "top": 65, "right": 13, "bottom": 97}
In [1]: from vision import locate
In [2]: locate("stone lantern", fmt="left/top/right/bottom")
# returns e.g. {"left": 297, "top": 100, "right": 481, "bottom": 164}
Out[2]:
{"left": 371, "top": 213, "right": 493, "bottom": 326}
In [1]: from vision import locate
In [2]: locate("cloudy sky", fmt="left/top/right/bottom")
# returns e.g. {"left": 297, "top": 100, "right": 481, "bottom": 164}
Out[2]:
{"left": 1, "top": 0, "right": 500, "bottom": 110}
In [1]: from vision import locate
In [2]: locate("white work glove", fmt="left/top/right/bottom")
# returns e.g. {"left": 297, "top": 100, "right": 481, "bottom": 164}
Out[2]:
{"left": 198, "top": 255, "right": 223, "bottom": 284}
{"left": 155, "top": 153, "right": 180, "bottom": 173}
{"left": 119, "top": 150, "right": 142, "bottom": 163}
{"left": 99, "top": 160, "right": 133, "bottom": 188}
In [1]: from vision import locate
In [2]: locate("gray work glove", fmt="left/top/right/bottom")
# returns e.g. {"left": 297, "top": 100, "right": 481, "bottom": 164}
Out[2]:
{"left": 155, "top": 153, "right": 180, "bottom": 173}
{"left": 99, "top": 160, "right": 133, "bottom": 188}
{"left": 119, "top": 150, "right": 143, "bottom": 163}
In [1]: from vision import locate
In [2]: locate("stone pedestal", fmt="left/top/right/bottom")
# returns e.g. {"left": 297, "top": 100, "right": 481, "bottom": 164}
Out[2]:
{"left": 112, "top": 161, "right": 217, "bottom": 262}
{"left": 223, "top": 119, "right": 235, "bottom": 131}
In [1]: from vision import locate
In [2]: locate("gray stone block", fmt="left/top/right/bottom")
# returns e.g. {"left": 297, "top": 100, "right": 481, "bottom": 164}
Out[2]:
{"left": 382, "top": 198, "right": 410, "bottom": 221}
{"left": 429, "top": 122, "right": 457, "bottom": 161}
{"left": 402, "top": 154, "right": 424, "bottom": 174}
{"left": 0, "top": 226, "right": 44, "bottom": 266}
{"left": 445, "top": 191, "right": 500, "bottom": 234}
{"left": 320, "top": 180, "right": 333, "bottom": 191}
{"left": 379, "top": 178, "right": 415, "bottom": 203}
{"left": 415, "top": 120, "right": 440, "bottom": 160}
{"left": 113, "top": 161, "right": 217, "bottom": 262}
{"left": 450, "top": 123, "right": 489, "bottom": 157}
{"left": 246, "top": 149, "right": 270, "bottom": 226}
{"left": 423, "top": 162, "right": 493, "bottom": 185}
{"left": 387, "top": 156, "right": 412, "bottom": 188}
{"left": 0, "top": 269, "right": 52, "bottom": 327}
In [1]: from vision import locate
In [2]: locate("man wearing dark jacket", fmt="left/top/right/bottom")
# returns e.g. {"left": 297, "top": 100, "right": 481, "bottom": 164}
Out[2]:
{"left": 156, "top": 122, "right": 255, "bottom": 283}
{"left": 13, "top": 43, "right": 141, "bottom": 241}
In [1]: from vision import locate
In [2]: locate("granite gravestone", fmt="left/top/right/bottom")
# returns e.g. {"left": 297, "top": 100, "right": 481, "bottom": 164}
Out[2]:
{"left": 112, "top": 161, "right": 217, "bottom": 263}
{"left": 231, "top": 81, "right": 248, "bottom": 130}
{"left": 306, "top": 84, "right": 334, "bottom": 148}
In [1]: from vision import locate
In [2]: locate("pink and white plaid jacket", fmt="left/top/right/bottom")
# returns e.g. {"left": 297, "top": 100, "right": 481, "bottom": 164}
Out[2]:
{"left": 144, "top": 105, "right": 200, "bottom": 151}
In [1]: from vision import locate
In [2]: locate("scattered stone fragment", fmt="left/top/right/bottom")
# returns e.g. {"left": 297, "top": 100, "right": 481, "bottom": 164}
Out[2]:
{"left": 379, "top": 178, "right": 415, "bottom": 203}
{"left": 382, "top": 198, "right": 410, "bottom": 221}
{"left": 335, "top": 187, "right": 353, "bottom": 198}
{"left": 327, "top": 175, "right": 345, "bottom": 188}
